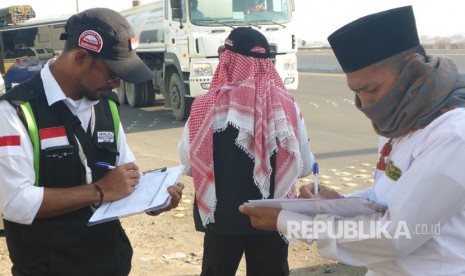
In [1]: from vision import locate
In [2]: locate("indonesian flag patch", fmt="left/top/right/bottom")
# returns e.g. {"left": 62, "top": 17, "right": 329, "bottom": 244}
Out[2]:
{"left": 0, "top": 135, "right": 21, "bottom": 155}
{"left": 130, "top": 36, "right": 139, "bottom": 50}
{"left": 39, "top": 127, "right": 69, "bottom": 150}
{"left": 0, "top": 135, "right": 20, "bottom": 147}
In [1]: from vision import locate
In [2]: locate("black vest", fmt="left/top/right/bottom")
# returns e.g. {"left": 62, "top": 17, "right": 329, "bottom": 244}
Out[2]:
{"left": 1, "top": 75, "right": 132, "bottom": 276}
{"left": 193, "top": 126, "right": 276, "bottom": 235}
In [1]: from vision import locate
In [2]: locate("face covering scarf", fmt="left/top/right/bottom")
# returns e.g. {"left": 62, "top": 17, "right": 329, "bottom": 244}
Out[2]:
{"left": 356, "top": 54, "right": 465, "bottom": 138}
{"left": 356, "top": 54, "right": 465, "bottom": 169}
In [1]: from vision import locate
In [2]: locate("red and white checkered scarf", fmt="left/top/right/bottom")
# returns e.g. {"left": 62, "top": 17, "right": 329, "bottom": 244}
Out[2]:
{"left": 188, "top": 48, "right": 302, "bottom": 226}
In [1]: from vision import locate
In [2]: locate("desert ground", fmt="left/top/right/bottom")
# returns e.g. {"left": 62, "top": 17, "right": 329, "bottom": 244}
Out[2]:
{"left": 1, "top": 72, "right": 373, "bottom": 275}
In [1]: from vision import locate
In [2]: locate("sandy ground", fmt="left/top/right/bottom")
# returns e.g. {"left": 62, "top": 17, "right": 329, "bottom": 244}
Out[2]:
{"left": 0, "top": 92, "right": 373, "bottom": 275}
{"left": 0, "top": 169, "right": 370, "bottom": 276}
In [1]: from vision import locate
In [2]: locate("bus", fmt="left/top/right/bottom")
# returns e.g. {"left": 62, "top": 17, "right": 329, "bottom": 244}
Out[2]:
{"left": 0, "top": 15, "right": 69, "bottom": 75}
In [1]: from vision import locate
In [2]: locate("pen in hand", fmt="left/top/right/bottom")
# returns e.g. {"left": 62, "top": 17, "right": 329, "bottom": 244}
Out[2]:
{"left": 95, "top": 161, "right": 116, "bottom": 170}
{"left": 313, "top": 162, "right": 319, "bottom": 196}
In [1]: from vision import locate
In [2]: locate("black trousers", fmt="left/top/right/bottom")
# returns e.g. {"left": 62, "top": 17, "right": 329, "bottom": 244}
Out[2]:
{"left": 201, "top": 232, "right": 289, "bottom": 276}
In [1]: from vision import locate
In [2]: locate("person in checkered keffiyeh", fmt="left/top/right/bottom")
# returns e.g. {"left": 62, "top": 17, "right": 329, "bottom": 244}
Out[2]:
{"left": 178, "top": 27, "right": 315, "bottom": 276}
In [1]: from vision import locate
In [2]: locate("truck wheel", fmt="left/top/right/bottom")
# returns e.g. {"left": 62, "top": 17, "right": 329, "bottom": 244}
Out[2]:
{"left": 163, "top": 88, "right": 171, "bottom": 108}
{"left": 142, "top": 81, "right": 156, "bottom": 107}
{"left": 169, "top": 73, "right": 191, "bottom": 120}
{"left": 116, "top": 81, "right": 127, "bottom": 104}
{"left": 126, "top": 82, "right": 145, "bottom": 108}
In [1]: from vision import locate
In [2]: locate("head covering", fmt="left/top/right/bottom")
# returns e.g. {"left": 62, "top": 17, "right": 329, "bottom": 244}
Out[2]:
{"left": 60, "top": 8, "right": 153, "bottom": 83}
{"left": 224, "top": 27, "right": 271, "bottom": 59}
{"left": 188, "top": 28, "right": 301, "bottom": 226}
{"left": 327, "top": 6, "right": 420, "bottom": 73}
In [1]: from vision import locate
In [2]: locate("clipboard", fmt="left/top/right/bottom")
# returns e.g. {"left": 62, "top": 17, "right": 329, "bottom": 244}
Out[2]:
{"left": 88, "top": 165, "right": 184, "bottom": 225}
{"left": 245, "top": 197, "right": 386, "bottom": 218}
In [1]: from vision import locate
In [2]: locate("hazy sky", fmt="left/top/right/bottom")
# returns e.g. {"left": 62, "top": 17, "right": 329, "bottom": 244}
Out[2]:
{"left": 293, "top": 0, "right": 464, "bottom": 42}
{"left": 1, "top": 0, "right": 463, "bottom": 42}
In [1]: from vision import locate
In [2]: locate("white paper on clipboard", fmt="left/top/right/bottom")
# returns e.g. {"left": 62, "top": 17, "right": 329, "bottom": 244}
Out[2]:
{"left": 88, "top": 165, "right": 184, "bottom": 225}
{"left": 245, "top": 197, "right": 386, "bottom": 218}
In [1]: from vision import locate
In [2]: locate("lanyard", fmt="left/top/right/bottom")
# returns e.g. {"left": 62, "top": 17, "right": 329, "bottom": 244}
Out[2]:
{"left": 75, "top": 137, "right": 93, "bottom": 184}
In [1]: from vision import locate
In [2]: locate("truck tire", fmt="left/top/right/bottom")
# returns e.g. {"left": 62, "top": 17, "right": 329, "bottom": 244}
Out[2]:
{"left": 169, "top": 73, "right": 191, "bottom": 120}
{"left": 142, "top": 81, "right": 156, "bottom": 107}
{"left": 116, "top": 81, "right": 127, "bottom": 104}
{"left": 163, "top": 88, "right": 171, "bottom": 108}
{"left": 126, "top": 82, "right": 145, "bottom": 108}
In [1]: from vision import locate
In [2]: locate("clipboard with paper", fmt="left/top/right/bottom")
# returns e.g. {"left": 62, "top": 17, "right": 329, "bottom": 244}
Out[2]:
{"left": 88, "top": 165, "right": 184, "bottom": 226}
{"left": 245, "top": 197, "right": 386, "bottom": 218}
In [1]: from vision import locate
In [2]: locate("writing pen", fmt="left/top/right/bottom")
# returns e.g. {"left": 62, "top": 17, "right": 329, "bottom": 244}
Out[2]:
{"left": 313, "top": 162, "right": 319, "bottom": 196}
{"left": 95, "top": 161, "right": 116, "bottom": 170}
{"left": 143, "top": 167, "right": 167, "bottom": 175}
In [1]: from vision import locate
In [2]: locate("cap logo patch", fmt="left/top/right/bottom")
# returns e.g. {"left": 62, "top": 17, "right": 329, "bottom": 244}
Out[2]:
{"left": 79, "top": 30, "right": 103, "bottom": 53}
{"left": 225, "top": 38, "right": 234, "bottom": 47}
{"left": 130, "top": 36, "right": 139, "bottom": 50}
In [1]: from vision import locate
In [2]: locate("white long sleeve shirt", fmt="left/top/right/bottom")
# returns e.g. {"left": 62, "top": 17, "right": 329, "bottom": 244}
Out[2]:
{"left": 277, "top": 108, "right": 465, "bottom": 275}
{"left": 0, "top": 60, "right": 135, "bottom": 224}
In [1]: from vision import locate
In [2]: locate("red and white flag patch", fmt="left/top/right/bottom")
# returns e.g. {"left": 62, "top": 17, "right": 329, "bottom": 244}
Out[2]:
{"left": 130, "top": 36, "right": 139, "bottom": 50}
{"left": 0, "top": 135, "right": 21, "bottom": 156}
{"left": 39, "top": 127, "right": 69, "bottom": 149}
{"left": 0, "top": 135, "right": 20, "bottom": 147}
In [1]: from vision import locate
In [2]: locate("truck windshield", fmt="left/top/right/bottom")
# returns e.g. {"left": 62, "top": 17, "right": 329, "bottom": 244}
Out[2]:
{"left": 189, "top": 0, "right": 292, "bottom": 26}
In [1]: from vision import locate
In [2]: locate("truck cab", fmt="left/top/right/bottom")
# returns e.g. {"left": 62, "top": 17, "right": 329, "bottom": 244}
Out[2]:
{"left": 118, "top": 0, "right": 298, "bottom": 120}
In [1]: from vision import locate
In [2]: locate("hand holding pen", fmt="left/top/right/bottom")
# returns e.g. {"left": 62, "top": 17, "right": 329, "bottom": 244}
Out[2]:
{"left": 93, "top": 162, "right": 141, "bottom": 202}
{"left": 299, "top": 162, "right": 343, "bottom": 199}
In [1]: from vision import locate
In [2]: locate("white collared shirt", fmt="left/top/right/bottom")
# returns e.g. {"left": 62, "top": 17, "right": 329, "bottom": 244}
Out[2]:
{"left": 0, "top": 59, "right": 135, "bottom": 224}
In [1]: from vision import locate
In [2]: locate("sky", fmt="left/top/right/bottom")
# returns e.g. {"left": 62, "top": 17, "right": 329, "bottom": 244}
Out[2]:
{"left": 1, "top": 0, "right": 463, "bottom": 42}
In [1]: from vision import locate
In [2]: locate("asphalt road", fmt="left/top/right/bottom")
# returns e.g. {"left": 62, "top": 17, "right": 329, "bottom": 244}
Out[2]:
{"left": 293, "top": 72, "right": 379, "bottom": 171}
{"left": 120, "top": 72, "right": 380, "bottom": 193}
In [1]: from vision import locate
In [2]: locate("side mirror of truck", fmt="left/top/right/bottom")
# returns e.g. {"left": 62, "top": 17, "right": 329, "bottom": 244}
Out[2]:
{"left": 172, "top": 8, "right": 183, "bottom": 20}
{"left": 170, "top": 0, "right": 182, "bottom": 9}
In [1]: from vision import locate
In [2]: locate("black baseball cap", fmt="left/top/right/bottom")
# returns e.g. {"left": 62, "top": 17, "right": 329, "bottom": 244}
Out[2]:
{"left": 224, "top": 27, "right": 271, "bottom": 59}
{"left": 60, "top": 8, "right": 153, "bottom": 83}
{"left": 327, "top": 6, "right": 420, "bottom": 73}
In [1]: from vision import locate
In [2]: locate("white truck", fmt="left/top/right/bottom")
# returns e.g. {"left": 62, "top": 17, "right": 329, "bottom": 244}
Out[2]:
{"left": 118, "top": 0, "right": 299, "bottom": 120}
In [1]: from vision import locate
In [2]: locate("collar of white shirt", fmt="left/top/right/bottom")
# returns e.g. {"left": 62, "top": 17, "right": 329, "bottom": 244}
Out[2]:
{"left": 40, "top": 59, "right": 99, "bottom": 113}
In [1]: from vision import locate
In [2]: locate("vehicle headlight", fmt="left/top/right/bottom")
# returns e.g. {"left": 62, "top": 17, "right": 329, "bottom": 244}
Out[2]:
{"left": 192, "top": 63, "right": 213, "bottom": 77}
{"left": 284, "top": 59, "right": 297, "bottom": 71}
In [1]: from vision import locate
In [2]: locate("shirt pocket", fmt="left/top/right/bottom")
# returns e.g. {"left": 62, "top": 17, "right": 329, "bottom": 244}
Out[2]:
{"left": 41, "top": 144, "right": 83, "bottom": 188}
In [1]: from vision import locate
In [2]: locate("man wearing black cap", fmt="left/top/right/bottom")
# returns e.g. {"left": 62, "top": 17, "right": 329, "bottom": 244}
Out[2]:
{"left": 178, "top": 27, "right": 315, "bottom": 275}
{"left": 240, "top": 6, "right": 465, "bottom": 274}
{"left": 0, "top": 8, "right": 183, "bottom": 275}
